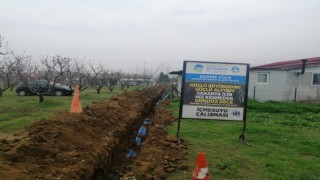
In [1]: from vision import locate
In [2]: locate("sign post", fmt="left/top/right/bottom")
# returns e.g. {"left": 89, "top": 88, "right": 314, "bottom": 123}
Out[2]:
{"left": 177, "top": 61, "right": 250, "bottom": 144}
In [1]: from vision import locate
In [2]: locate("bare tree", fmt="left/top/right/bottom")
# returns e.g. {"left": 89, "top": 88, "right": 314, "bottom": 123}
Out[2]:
{"left": 14, "top": 54, "right": 37, "bottom": 85}
{"left": 106, "top": 70, "right": 121, "bottom": 92}
{"left": 36, "top": 55, "right": 70, "bottom": 102}
{"left": 119, "top": 72, "right": 137, "bottom": 90}
{"left": 118, "top": 72, "right": 129, "bottom": 90}
{"left": 90, "top": 63, "right": 111, "bottom": 94}
{"left": 66, "top": 59, "right": 92, "bottom": 92}
{"left": 0, "top": 35, "right": 9, "bottom": 55}
{"left": 0, "top": 36, "right": 14, "bottom": 96}
{"left": 142, "top": 67, "right": 157, "bottom": 86}
{"left": 133, "top": 64, "right": 157, "bottom": 86}
{"left": 14, "top": 54, "right": 69, "bottom": 103}
{"left": 0, "top": 56, "right": 17, "bottom": 97}
{"left": 14, "top": 53, "right": 40, "bottom": 98}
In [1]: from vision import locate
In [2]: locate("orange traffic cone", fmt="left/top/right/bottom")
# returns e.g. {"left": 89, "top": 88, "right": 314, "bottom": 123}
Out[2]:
{"left": 70, "top": 85, "right": 82, "bottom": 113}
{"left": 192, "top": 152, "right": 210, "bottom": 180}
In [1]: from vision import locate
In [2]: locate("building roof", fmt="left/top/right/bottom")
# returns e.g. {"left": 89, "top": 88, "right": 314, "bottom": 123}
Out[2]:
{"left": 169, "top": 70, "right": 183, "bottom": 75}
{"left": 251, "top": 57, "right": 320, "bottom": 70}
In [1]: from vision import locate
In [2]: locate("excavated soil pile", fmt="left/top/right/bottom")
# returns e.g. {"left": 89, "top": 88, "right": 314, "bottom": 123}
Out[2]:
{"left": 0, "top": 87, "right": 176, "bottom": 179}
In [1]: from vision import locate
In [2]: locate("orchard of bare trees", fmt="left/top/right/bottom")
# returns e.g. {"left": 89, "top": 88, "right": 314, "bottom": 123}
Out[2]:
{"left": 0, "top": 35, "right": 160, "bottom": 103}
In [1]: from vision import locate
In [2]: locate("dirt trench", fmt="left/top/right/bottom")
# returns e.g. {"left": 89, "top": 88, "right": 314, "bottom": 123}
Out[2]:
{"left": 0, "top": 86, "right": 188, "bottom": 180}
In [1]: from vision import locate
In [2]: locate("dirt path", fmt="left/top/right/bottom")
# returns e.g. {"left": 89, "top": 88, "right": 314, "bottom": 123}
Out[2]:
{"left": 0, "top": 87, "right": 188, "bottom": 179}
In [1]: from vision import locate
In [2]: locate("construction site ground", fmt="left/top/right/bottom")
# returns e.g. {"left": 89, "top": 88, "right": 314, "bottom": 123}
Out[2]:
{"left": 0, "top": 86, "right": 188, "bottom": 180}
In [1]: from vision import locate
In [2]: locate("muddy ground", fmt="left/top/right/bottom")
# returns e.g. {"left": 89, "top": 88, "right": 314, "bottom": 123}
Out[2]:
{"left": 0, "top": 86, "right": 188, "bottom": 179}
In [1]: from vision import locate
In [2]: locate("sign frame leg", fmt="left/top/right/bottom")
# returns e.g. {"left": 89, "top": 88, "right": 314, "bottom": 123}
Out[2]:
{"left": 239, "top": 120, "right": 250, "bottom": 145}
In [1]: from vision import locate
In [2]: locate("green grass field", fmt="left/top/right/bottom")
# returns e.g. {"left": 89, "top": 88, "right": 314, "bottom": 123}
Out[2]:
{"left": 0, "top": 86, "right": 142, "bottom": 133}
{"left": 166, "top": 99, "right": 320, "bottom": 179}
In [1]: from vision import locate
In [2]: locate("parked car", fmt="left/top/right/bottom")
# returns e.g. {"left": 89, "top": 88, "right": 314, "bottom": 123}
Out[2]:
{"left": 16, "top": 80, "right": 73, "bottom": 96}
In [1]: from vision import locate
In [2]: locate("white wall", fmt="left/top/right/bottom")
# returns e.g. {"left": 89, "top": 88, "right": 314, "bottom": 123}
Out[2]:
{"left": 287, "top": 68, "right": 320, "bottom": 101}
{"left": 249, "top": 67, "right": 320, "bottom": 101}
{"left": 249, "top": 71, "right": 291, "bottom": 101}
{"left": 177, "top": 74, "right": 182, "bottom": 93}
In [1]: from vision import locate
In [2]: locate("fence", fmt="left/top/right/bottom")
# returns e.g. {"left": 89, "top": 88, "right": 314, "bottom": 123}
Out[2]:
{"left": 251, "top": 86, "right": 320, "bottom": 102}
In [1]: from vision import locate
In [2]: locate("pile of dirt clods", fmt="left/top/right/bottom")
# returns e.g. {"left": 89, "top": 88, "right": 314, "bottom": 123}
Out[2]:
{"left": 0, "top": 87, "right": 188, "bottom": 180}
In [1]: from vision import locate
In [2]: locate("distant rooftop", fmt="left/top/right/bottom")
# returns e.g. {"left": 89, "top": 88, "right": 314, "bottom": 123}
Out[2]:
{"left": 251, "top": 57, "right": 320, "bottom": 70}
{"left": 169, "top": 70, "right": 182, "bottom": 75}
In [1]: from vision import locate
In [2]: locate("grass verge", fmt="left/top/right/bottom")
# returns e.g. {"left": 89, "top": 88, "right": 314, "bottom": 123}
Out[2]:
{"left": 166, "top": 99, "right": 320, "bottom": 179}
{"left": 0, "top": 86, "right": 143, "bottom": 133}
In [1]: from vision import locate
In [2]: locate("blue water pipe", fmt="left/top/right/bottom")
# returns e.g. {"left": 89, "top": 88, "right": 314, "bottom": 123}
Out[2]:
{"left": 135, "top": 136, "right": 143, "bottom": 145}
{"left": 137, "top": 126, "right": 147, "bottom": 136}
{"left": 127, "top": 149, "right": 137, "bottom": 158}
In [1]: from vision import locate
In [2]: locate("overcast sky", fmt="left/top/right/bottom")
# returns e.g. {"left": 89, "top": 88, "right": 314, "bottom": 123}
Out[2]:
{"left": 1, "top": 0, "right": 320, "bottom": 72}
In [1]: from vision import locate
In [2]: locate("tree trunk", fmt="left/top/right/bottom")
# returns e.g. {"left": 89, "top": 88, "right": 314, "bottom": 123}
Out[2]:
{"left": 39, "top": 94, "right": 44, "bottom": 103}
{"left": 97, "top": 88, "right": 101, "bottom": 94}
{"left": 121, "top": 85, "right": 124, "bottom": 90}
{"left": 0, "top": 89, "right": 2, "bottom": 97}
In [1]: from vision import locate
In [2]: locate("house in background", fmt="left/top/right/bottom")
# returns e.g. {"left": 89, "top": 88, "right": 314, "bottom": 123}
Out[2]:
{"left": 249, "top": 57, "right": 320, "bottom": 102}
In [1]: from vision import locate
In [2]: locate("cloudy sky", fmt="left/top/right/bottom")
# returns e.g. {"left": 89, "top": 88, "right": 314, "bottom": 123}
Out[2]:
{"left": 1, "top": 0, "right": 319, "bottom": 72}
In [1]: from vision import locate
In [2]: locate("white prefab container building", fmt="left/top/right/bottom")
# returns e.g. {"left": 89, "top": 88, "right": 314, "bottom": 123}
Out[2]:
{"left": 249, "top": 57, "right": 320, "bottom": 102}
{"left": 169, "top": 70, "right": 183, "bottom": 93}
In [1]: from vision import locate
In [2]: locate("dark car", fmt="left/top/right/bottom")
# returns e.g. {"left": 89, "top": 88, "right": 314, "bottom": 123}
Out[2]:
{"left": 16, "top": 80, "right": 73, "bottom": 96}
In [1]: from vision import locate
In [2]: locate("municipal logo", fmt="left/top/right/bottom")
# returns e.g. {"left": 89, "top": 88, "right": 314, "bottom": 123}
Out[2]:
{"left": 194, "top": 64, "right": 203, "bottom": 72}
{"left": 231, "top": 66, "right": 240, "bottom": 73}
